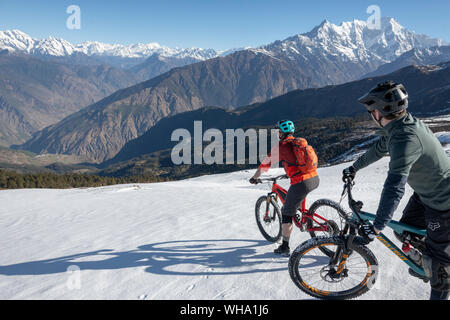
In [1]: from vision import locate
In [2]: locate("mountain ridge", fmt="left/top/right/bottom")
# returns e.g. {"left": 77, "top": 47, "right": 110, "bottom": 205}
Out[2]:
{"left": 104, "top": 62, "right": 450, "bottom": 166}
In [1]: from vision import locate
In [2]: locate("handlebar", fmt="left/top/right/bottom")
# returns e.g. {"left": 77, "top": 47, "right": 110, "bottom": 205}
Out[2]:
{"left": 255, "top": 174, "right": 288, "bottom": 184}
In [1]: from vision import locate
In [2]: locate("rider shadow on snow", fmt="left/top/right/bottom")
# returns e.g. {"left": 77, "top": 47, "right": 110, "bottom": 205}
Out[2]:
{"left": 0, "top": 239, "right": 293, "bottom": 277}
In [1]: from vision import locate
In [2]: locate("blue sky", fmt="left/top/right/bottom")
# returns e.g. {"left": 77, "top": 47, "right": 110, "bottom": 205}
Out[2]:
{"left": 0, "top": 0, "right": 449, "bottom": 50}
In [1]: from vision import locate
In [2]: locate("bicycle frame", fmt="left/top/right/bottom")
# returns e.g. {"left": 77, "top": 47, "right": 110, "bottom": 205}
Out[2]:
{"left": 263, "top": 175, "right": 330, "bottom": 232}
{"left": 344, "top": 179, "right": 427, "bottom": 277}
{"left": 355, "top": 210, "right": 427, "bottom": 277}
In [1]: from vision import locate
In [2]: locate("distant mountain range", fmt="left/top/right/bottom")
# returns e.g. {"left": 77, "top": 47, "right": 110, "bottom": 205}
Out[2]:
{"left": 0, "top": 32, "right": 250, "bottom": 147}
{"left": 103, "top": 62, "right": 450, "bottom": 166}
{"left": 2, "top": 17, "right": 445, "bottom": 63}
{"left": 6, "top": 17, "right": 450, "bottom": 162}
{"left": 0, "top": 29, "right": 236, "bottom": 80}
{"left": 0, "top": 29, "right": 220, "bottom": 60}
{"left": 0, "top": 52, "right": 140, "bottom": 146}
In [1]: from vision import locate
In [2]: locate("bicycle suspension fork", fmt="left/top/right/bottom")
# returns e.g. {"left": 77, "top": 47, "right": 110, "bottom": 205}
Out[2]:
{"left": 330, "top": 226, "right": 356, "bottom": 274}
{"left": 264, "top": 193, "right": 278, "bottom": 219}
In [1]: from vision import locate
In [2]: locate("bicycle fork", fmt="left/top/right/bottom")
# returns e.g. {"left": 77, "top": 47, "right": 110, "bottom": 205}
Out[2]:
{"left": 329, "top": 234, "right": 356, "bottom": 279}
{"left": 264, "top": 193, "right": 278, "bottom": 222}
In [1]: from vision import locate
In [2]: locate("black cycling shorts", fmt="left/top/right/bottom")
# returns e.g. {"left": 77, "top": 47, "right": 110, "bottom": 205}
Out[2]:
{"left": 281, "top": 176, "right": 320, "bottom": 222}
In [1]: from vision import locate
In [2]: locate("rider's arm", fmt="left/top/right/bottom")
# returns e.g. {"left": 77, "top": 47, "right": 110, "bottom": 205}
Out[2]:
{"left": 258, "top": 144, "right": 280, "bottom": 173}
{"left": 252, "top": 146, "right": 278, "bottom": 180}
{"left": 373, "top": 134, "right": 423, "bottom": 231}
{"left": 352, "top": 136, "right": 389, "bottom": 172}
{"left": 252, "top": 167, "right": 263, "bottom": 180}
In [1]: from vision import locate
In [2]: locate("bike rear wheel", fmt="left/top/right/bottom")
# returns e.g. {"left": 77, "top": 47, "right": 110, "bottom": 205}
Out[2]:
{"left": 289, "top": 236, "right": 378, "bottom": 300}
{"left": 255, "top": 196, "right": 282, "bottom": 242}
{"left": 307, "top": 199, "right": 347, "bottom": 239}
{"left": 306, "top": 199, "right": 346, "bottom": 257}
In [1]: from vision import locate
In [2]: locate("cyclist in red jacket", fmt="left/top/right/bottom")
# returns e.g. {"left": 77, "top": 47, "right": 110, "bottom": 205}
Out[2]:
{"left": 250, "top": 120, "right": 320, "bottom": 256}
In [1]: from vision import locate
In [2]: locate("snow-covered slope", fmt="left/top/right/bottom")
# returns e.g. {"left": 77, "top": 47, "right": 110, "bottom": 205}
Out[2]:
{"left": 2, "top": 148, "right": 448, "bottom": 299}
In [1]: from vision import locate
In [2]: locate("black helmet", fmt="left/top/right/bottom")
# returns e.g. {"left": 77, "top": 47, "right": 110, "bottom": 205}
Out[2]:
{"left": 358, "top": 81, "right": 408, "bottom": 117}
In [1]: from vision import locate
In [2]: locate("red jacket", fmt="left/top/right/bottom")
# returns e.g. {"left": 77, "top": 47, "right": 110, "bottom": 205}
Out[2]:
{"left": 259, "top": 138, "right": 318, "bottom": 185}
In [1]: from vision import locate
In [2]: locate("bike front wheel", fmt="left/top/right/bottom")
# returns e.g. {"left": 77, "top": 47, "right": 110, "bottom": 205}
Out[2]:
{"left": 255, "top": 196, "right": 282, "bottom": 242}
{"left": 288, "top": 236, "right": 378, "bottom": 300}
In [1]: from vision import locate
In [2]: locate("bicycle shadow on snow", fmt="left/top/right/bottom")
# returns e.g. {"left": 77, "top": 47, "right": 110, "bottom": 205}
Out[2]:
{"left": 0, "top": 239, "right": 291, "bottom": 277}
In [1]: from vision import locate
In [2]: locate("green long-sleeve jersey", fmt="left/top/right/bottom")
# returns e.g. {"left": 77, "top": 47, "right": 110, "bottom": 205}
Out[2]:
{"left": 353, "top": 113, "right": 450, "bottom": 212}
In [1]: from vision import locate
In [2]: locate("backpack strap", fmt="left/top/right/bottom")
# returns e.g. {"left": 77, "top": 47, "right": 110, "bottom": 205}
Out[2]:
{"left": 280, "top": 136, "right": 300, "bottom": 167}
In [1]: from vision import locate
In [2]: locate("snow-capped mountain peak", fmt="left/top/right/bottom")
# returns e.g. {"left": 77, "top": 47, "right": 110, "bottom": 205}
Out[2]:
{"left": 0, "top": 29, "right": 35, "bottom": 53}
{"left": 262, "top": 17, "right": 445, "bottom": 64}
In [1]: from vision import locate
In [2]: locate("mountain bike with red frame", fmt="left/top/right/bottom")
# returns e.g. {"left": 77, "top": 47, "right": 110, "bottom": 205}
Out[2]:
{"left": 254, "top": 174, "right": 345, "bottom": 255}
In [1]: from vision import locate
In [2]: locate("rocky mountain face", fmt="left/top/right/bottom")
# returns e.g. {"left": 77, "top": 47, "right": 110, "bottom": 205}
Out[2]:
{"left": 0, "top": 52, "right": 140, "bottom": 146}
{"left": 18, "top": 50, "right": 312, "bottom": 162}
{"left": 105, "top": 62, "right": 450, "bottom": 165}
{"left": 365, "top": 45, "right": 450, "bottom": 77}
{"left": 0, "top": 97, "right": 35, "bottom": 147}
{"left": 129, "top": 54, "right": 211, "bottom": 83}
{"left": 14, "top": 18, "right": 448, "bottom": 162}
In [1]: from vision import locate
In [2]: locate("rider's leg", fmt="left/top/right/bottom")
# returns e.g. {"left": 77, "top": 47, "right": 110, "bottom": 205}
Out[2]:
{"left": 281, "top": 215, "right": 294, "bottom": 247}
{"left": 282, "top": 218, "right": 293, "bottom": 242}
{"left": 423, "top": 255, "right": 450, "bottom": 300}
{"left": 274, "top": 216, "right": 293, "bottom": 255}
{"left": 395, "top": 193, "right": 426, "bottom": 242}
{"left": 430, "top": 288, "right": 449, "bottom": 300}
{"left": 276, "top": 177, "right": 319, "bottom": 255}
{"left": 422, "top": 206, "right": 450, "bottom": 300}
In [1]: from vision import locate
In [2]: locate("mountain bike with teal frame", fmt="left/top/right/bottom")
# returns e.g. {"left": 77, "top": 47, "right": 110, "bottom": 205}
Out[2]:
{"left": 288, "top": 176, "right": 428, "bottom": 299}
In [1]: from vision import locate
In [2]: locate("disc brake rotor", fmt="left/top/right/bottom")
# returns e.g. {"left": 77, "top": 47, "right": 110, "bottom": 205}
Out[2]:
{"left": 320, "top": 265, "right": 348, "bottom": 283}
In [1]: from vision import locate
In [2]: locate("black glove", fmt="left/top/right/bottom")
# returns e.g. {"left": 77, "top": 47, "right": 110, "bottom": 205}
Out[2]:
{"left": 358, "top": 223, "right": 377, "bottom": 243}
{"left": 249, "top": 177, "right": 259, "bottom": 185}
{"left": 342, "top": 166, "right": 357, "bottom": 182}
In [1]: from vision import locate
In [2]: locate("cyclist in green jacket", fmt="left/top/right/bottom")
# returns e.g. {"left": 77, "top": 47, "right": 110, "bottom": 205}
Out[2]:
{"left": 343, "top": 81, "right": 450, "bottom": 300}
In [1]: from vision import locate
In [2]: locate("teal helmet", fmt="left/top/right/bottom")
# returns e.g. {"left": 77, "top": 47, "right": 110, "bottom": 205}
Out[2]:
{"left": 277, "top": 120, "right": 295, "bottom": 133}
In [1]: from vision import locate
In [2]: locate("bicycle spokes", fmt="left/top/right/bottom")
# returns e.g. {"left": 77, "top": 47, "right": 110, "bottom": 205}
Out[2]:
{"left": 308, "top": 206, "right": 344, "bottom": 237}
{"left": 295, "top": 243, "right": 372, "bottom": 295}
